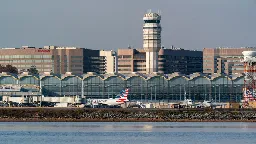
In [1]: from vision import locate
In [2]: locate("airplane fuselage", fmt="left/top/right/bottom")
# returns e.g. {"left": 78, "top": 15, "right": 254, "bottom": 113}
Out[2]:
{"left": 91, "top": 98, "right": 127, "bottom": 106}
{"left": 89, "top": 88, "right": 130, "bottom": 106}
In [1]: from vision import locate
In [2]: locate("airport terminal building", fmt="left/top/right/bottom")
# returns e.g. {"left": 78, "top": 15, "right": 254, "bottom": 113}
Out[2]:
{"left": 0, "top": 71, "right": 244, "bottom": 102}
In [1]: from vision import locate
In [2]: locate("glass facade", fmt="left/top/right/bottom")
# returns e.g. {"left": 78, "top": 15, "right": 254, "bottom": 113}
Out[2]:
{"left": 0, "top": 73, "right": 244, "bottom": 102}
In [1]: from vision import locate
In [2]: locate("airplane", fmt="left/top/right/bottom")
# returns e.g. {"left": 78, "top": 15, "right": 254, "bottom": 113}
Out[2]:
{"left": 202, "top": 100, "right": 227, "bottom": 108}
{"left": 179, "top": 99, "right": 194, "bottom": 108}
{"left": 90, "top": 88, "right": 129, "bottom": 107}
{"left": 179, "top": 99, "right": 204, "bottom": 108}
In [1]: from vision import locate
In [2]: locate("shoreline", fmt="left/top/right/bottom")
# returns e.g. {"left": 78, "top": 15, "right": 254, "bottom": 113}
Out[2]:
{"left": 1, "top": 118, "right": 256, "bottom": 122}
{"left": 0, "top": 107, "right": 255, "bottom": 122}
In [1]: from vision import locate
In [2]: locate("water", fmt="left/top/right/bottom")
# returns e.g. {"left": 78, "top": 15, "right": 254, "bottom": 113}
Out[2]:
{"left": 0, "top": 122, "right": 256, "bottom": 144}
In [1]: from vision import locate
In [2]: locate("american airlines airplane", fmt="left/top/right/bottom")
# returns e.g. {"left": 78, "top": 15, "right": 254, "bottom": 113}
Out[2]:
{"left": 90, "top": 88, "right": 129, "bottom": 106}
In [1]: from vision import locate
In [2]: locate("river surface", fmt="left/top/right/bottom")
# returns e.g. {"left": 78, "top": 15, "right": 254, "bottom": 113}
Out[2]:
{"left": 0, "top": 122, "right": 256, "bottom": 144}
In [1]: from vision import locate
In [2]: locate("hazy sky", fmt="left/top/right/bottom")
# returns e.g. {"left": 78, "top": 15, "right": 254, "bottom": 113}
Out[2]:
{"left": 0, "top": 0, "right": 256, "bottom": 50}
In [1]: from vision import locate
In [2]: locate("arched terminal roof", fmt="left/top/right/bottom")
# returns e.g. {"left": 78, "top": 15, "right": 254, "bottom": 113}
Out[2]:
{"left": 0, "top": 72, "right": 245, "bottom": 82}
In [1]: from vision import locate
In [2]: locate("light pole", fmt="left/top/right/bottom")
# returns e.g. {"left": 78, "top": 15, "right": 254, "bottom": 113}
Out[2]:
{"left": 150, "top": 86, "right": 153, "bottom": 102}
{"left": 190, "top": 85, "right": 194, "bottom": 100}
{"left": 212, "top": 85, "right": 214, "bottom": 101}
{"left": 83, "top": 84, "right": 88, "bottom": 98}
{"left": 218, "top": 85, "right": 220, "bottom": 102}
{"left": 140, "top": 85, "right": 142, "bottom": 102}
{"left": 213, "top": 85, "right": 217, "bottom": 102}
{"left": 179, "top": 84, "right": 182, "bottom": 101}
{"left": 224, "top": 85, "right": 228, "bottom": 102}
{"left": 237, "top": 85, "right": 240, "bottom": 102}
{"left": 204, "top": 84, "right": 207, "bottom": 101}
{"left": 215, "top": 85, "right": 217, "bottom": 102}
{"left": 169, "top": 85, "right": 172, "bottom": 101}
{"left": 111, "top": 85, "right": 113, "bottom": 98}
{"left": 184, "top": 84, "right": 186, "bottom": 100}
{"left": 189, "top": 85, "right": 192, "bottom": 100}
{"left": 234, "top": 85, "right": 237, "bottom": 102}
{"left": 107, "top": 85, "right": 110, "bottom": 99}
{"left": 105, "top": 85, "right": 113, "bottom": 99}
{"left": 104, "top": 85, "right": 110, "bottom": 99}
{"left": 149, "top": 85, "right": 157, "bottom": 102}
{"left": 162, "top": 85, "right": 166, "bottom": 102}
{"left": 154, "top": 85, "right": 156, "bottom": 102}
{"left": 39, "top": 80, "right": 42, "bottom": 107}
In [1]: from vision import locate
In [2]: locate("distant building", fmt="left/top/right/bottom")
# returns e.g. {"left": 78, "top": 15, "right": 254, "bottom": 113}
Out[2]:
{"left": 118, "top": 48, "right": 146, "bottom": 73}
{"left": 203, "top": 47, "right": 256, "bottom": 74}
{"left": 0, "top": 46, "right": 117, "bottom": 75}
{"left": 0, "top": 46, "right": 83, "bottom": 74}
{"left": 83, "top": 49, "right": 117, "bottom": 74}
{"left": 99, "top": 50, "right": 117, "bottom": 74}
{"left": 83, "top": 49, "right": 104, "bottom": 74}
{"left": 158, "top": 48, "right": 203, "bottom": 74}
{"left": 118, "top": 47, "right": 203, "bottom": 74}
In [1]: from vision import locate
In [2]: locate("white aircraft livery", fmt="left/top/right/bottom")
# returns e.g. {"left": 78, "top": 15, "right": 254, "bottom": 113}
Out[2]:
{"left": 90, "top": 88, "right": 129, "bottom": 106}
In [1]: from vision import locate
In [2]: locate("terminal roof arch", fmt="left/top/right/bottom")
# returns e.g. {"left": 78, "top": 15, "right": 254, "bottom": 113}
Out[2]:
{"left": 0, "top": 75, "right": 17, "bottom": 84}
{"left": 40, "top": 74, "right": 61, "bottom": 80}
{"left": 82, "top": 74, "right": 104, "bottom": 81}
{"left": 104, "top": 75, "right": 126, "bottom": 83}
{"left": 146, "top": 75, "right": 167, "bottom": 81}
{"left": 61, "top": 75, "right": 82, "bottom": 81}
{"left": 0, "top": 73, "right": 18, "bottom": 80}
{"left": 40, "top": 76, "right": 61, "bottom": 85}
{"left": 190, "top": 76, "right": 211, "bottom": 84}
{"left": 19, "top": 75, "right": 40, "bottom": 80}
{"left": 125, "top": 74, "right": 147, "bottom": 81}
{"left": 102, "top": 74, "right": 126, "bottom": 81}
{"left": 167, "top": 75, "right": 190, "bottom": 81}
{"left": 168, "top": 76, "right": 189, "bottom": 85}
{"left": 211, "top": 75, "right": 232, "bottom": 84}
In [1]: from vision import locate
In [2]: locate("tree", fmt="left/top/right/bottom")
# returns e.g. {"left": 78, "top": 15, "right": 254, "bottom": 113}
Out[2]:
{"left": 27, "top": 66, "right": 39, "bottom": 75}
{"left": 0, "top": 64, "right": 18, "bottom": 74}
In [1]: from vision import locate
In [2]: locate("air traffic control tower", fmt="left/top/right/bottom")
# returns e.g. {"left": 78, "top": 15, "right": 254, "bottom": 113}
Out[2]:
{"left": 143, "top": 11, "right": 162, "bottom": 74}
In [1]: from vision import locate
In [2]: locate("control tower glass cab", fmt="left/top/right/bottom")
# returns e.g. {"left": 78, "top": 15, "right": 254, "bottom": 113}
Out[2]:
{"left": 143, "top": 12, "right": 162, "bottom": 74}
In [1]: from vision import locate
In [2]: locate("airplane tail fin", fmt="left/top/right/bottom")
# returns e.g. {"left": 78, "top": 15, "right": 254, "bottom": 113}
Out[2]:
{"left": 119, "top": 88, "right": 129, "bottom": 101}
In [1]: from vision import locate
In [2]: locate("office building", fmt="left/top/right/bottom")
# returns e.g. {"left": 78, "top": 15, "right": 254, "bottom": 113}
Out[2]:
{"left": 203, "top": 47, "right": 256, "bottom": 74}
{"left": 118, "top": 48, "right": 146, "bottom": 73}
{"left": 158, "top": 47, "right": 203, "bottom": 74}
{"left": 118, "top": 47, "right": 203, "bottom": 74}
{"left": 0, "top": 46, "right": 117, "bottom": 75}
{"left": 0, "top": 46, "right": 83, "bottom": 74}
{"left": 83, "top": 49, "right": 105, "bottom": 74}
{"left": 100, "top": 50, "right": 117, "bottom": 74}
{"left": 83, "top": 49, "right": 117, "bottom": 74}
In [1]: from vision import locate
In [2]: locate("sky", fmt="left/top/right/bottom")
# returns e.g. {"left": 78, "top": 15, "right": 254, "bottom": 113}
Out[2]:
{"left": 0, "top": 0, "right": 256, "bottom": 51}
